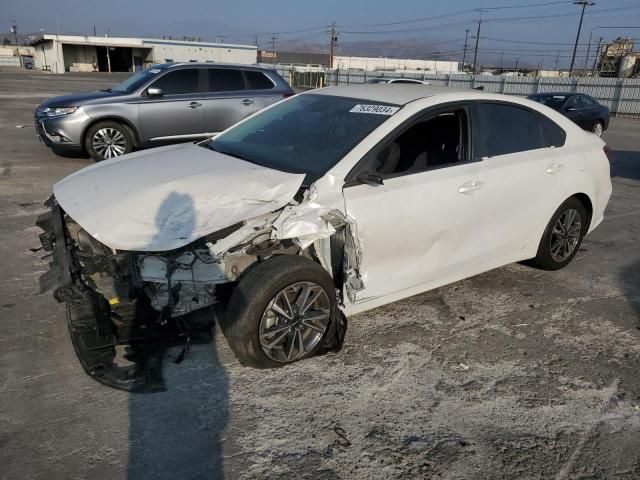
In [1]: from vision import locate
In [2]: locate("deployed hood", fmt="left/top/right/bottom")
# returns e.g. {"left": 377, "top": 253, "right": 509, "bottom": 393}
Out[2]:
{"left": 54, "top": 143, "right": 305, "bottom": 251}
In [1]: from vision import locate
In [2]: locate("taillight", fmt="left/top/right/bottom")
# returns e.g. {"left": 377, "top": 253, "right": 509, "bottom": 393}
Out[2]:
{"left": 283, "top": 92, "right": 295, "bottom": 99}
{"left": 603, "top": 144, "right": 612, "bottom": 163}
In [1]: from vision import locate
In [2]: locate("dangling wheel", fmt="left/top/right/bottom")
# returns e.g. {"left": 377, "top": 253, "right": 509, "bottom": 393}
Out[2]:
{"left": 220, "top": 255, "right": 337, "bottom": 368}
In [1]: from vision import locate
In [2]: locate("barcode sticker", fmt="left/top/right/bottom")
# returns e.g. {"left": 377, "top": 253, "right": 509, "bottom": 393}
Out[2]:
{"left": 349, "top": 104, "right": 400, "bottom": 115}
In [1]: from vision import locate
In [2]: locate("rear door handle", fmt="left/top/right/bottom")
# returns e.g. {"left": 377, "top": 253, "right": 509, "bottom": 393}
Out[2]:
{"left": 458, "top": 180, "right": 484, "bottom": 194}
{"left": 241, "top": 98, "right": 254, "bottom": 106}
{"left": 545, "top": 163, "right": 564, "bottom": 175}
{"left": 188, "top": 102, "right": 202, "bottom": 109}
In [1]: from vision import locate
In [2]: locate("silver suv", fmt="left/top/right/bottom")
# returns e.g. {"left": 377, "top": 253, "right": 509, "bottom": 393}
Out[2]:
{"left": 35, "top": 63, "right": 294, "bottom": 161}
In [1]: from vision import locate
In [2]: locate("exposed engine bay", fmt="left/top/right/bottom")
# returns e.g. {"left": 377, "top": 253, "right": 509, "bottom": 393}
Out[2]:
{"left": 37, "top": 190, "right": 360, "bottom": 392}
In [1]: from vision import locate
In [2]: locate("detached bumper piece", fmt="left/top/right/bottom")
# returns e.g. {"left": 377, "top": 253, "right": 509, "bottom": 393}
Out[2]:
{"left": 37, "top": 199, "right": 206, "bottom": 393}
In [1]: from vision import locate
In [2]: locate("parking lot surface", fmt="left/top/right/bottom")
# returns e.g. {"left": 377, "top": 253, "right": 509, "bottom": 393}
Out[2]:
{"left": 1, "top": 70, "right": 640, "bottom": 479}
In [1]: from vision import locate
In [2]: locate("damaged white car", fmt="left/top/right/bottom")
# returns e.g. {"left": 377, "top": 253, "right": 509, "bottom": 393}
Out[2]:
{"left": 37, "top": 85, "right": 612, "bottom": 390}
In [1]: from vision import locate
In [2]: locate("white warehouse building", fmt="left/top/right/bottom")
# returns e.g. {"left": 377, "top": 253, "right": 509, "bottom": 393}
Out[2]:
{"left": 30, "top": 34, "right": 257, "bottom": 74}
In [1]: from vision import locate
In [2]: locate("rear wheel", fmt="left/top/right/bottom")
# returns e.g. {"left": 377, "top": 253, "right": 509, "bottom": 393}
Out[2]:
{"left": 84, "top": 121, "right": 133, "bottom": 161}
{"left": 592, "top": 121, "right": 604, "bottom": 137}
{"left": 531, "top": 197, "right": 588, "bottom": 271}
{"left": 220, "top": 255, "right": 336, "bottom": 368}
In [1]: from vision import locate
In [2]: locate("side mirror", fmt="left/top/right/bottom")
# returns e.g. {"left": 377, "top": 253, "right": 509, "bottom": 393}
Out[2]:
{"left": 357, "top": 173, "right": 384, "bottom": 186}
{"left": 147, "top": 87, "right": 164, "bottom": 97}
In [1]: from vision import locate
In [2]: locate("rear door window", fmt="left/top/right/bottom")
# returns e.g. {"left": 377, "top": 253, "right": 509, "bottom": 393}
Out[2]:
{"left": 580, "top": 95, "right": 597, "bottom": 108}
{"left": 245, "top": 71, "right": 275, "bottom": 90}
{"left": 565, "top": 96, "right": 582, "bottom": 110}
{"left": 474, "top": 102, "right": 545, "bottom": 158}
{"left": 208, "top": 68, "right": 246, "bottom": 92}
{"left": 150, "top": 69, "right": 200, "bottom": 95}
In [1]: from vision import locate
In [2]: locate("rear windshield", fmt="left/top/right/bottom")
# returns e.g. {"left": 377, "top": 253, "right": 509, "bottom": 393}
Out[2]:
{"left": 528, "top": 94, "right": 567, "bottom": 111}
{"left": 209, "top": 94, "right": 399, "bottom": 182}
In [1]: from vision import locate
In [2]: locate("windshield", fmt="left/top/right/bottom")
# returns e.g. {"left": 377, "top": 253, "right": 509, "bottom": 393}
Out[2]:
{"left": 111, "top": 66, "right": 166, "bottom": 93}
{"left": 209, "top": 94, "right": 399, "bottom": 182}
{"left": 529, "top": 94, "right": 567, "bottom": 111}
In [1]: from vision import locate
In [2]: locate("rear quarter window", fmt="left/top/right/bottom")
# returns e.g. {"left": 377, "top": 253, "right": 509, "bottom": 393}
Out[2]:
{"left": 246, "top": 71, "right": 275, "bottom": 90}
{"left": 540, "top": 115, "right": 566, "bottom": 148}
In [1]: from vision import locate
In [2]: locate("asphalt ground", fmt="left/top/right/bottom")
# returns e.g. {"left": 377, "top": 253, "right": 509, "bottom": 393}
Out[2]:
{"left": 2, "top": 70, "right": 640, "bottom": 479}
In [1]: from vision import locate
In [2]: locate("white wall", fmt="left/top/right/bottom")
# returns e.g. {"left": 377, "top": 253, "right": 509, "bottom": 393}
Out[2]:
{"left": 143, "top": 40, "right": 256, "bottom": 65}
{"left": 333, "top": 55, "right": 459, "bottom": 73}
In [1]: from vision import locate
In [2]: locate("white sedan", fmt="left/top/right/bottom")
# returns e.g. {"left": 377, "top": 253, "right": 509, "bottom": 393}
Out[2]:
{"left": 38, "top": 85, "right": 612, "bottom": 388}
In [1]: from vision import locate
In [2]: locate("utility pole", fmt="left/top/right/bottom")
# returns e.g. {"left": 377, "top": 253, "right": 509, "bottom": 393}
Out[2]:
{"left": 328, "top": 22, "right": 338, "bottom": 69}
{"left": 462, "top": 29, "right": 469, "bottom": 71}
{"left": 569, "top": 1, "right": 595, "bottom": 76}
{"left": 591, "top": 36, "right": 603, "bottom": 75}
{"left": 554, "top": 50, "right": 560, "bottom": 70}
{"left": 93, "top": 25, "right": 96, "bottom": 36}
{"left": 514, "top": 57, "right": 519, "bottom": 74}
{"left": 499, "top": 50, "right": 504, "bottom": 72}
{"left": 270, "top": 34, "right": 278, "bottom": 65}
{"left": 472, "top": 9, "right": 484, "bottom": 74}
{"left": 583, "top": 28, "right": 593, "bottom": 71}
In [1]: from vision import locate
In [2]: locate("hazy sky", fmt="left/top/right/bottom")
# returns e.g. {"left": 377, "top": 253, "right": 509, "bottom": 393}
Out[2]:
{"left": 2, "top": 0, "right": 639, "bottom": 67}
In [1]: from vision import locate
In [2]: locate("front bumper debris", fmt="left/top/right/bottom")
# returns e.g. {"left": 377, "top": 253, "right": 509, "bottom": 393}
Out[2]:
{"left": 36, "top": 199, "right": 210, "bottom": 392}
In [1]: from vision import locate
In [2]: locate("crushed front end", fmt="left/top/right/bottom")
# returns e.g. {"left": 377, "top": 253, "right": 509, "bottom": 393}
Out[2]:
{"left": 36, "top": 197, "right": 226, "bottom": 392}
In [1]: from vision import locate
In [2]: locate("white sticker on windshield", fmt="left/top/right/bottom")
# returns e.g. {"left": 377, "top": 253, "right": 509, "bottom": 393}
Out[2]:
{"left": 149, "top": 68, "right": 161, "bottom": 74}
{"left": 350, "top": 104, "right": 400, "bottom": 115}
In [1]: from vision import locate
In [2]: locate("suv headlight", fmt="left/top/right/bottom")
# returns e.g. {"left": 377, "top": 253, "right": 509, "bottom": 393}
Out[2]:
{"left": 43, "top": 106, "right": 78, "bottom": 117}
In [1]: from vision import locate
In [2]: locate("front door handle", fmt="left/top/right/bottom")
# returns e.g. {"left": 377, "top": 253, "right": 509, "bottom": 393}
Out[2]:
{"left": 188, "top": 102, "right": 202, "bottom": 109}
{"left": 545, "top": 163, "right": 564, "bottom": 175}
{"left": 458, "top": 180, "right": 484, "bottom": 194}
{"left": 241, "top": 98, "right": 254, "bottom": 106}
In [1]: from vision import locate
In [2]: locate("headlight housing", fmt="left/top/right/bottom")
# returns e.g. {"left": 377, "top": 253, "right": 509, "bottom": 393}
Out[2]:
{"left": 43, "top": 106, "right": 78, "bottom": 117}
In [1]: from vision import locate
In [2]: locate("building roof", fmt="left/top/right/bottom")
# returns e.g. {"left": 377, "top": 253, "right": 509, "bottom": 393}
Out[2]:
{"left": 309, "top": 84, "right": 480, "bottom": 105}
{"left": 29, "top": 34, "right": 256, "bottom": 51}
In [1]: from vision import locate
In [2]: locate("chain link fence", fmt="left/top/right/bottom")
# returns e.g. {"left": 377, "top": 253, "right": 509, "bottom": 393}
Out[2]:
{"left": 272, "top": 65, "right": 640, "bottom": 117}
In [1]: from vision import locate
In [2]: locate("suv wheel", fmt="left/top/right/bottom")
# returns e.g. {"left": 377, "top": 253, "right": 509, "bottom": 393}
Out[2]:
{"left": 85, "top": 121, "right": 133, "bottom": 161}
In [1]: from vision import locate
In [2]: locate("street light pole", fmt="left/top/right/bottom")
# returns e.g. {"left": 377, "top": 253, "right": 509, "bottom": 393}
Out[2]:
{"left": 462, "top": 29, "right": 469, "bottom": 71}
{"left": 10, "top": 23, "right": 23, "bottom": 68}
{"left": 569, "top": 1, "right": 595, "bottom": 76}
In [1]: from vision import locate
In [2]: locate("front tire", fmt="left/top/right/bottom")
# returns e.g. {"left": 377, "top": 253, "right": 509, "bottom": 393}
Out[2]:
{"left": 220, "top": 255, "right": 337, "bottom": 368}
{"left": 84, "top": 121, "right": 133, "bottom": 161}
{"left": 531, "top": 197, "right": 588, "bottom": 271}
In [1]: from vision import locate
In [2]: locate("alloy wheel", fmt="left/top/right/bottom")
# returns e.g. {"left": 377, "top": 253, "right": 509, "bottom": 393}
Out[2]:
{"left": 92, "top": 128, "right": 127, "bottom": 159}
{"left": 550, "top": 208, "right": 582, "bottom": 262}
{"left": 593, "top": 122, "right": 603, "bottom": 137}
{"left": 259, "top": 281, "right": 331, "bottom": 363}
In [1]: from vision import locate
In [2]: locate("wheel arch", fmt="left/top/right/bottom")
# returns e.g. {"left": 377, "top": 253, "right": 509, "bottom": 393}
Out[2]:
{"left": 571, "top": 192, "right": 594, "bottom": 229}
{"left": 81, "top": 116, "right": 141, "bottom": 148}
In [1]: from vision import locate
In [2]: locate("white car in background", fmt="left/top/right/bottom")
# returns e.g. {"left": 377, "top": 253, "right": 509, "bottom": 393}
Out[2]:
{"left": 366, "top": 77, "right": 430, "bottom": 85}
{"left": 38, "top": 84, "right": 612, "bottom": 390}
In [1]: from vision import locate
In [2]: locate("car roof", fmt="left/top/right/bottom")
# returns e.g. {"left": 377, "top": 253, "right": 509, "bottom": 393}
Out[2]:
{"left": 163, "top": 62, "right": 271, "bottom": 71}
{"left": 529, "top": 92, "right": 576, "bottom": 97}
{"left": 310, "top": 84, "right": 486, "bottom": 105}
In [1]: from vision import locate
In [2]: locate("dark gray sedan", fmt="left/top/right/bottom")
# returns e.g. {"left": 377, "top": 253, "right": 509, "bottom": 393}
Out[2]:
{"left": 35, "top": 63, "right": 294, "bottom": 160}
{"left": 527, "top": 92, "right": 609, "bottom": 137}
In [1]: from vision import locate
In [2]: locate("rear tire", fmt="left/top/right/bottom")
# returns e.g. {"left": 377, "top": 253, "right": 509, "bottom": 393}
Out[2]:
{"left": 220, "top": 255, "right": 337, "bottom": 368}
{"left": 531, "top": 197, "right": 588, "bottom": 271}
{"left": 84, "top": 121, "right": 133, "bottom": 161}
